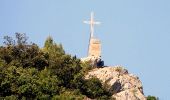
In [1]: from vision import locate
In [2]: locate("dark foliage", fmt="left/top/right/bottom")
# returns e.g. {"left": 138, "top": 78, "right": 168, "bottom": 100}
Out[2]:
{"left": 147, "top": 95, "right": 158, "bottom": 100}
{"left": 0, "top": 33, "right": 113, "bottom": 99}
{"left": 81, "top": 77, "right": 112, "bottom": 99}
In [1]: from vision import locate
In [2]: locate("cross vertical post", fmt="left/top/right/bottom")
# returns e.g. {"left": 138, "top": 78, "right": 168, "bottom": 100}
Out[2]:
{"left": 84, "top": 12, "right": 101, "bottom": 38}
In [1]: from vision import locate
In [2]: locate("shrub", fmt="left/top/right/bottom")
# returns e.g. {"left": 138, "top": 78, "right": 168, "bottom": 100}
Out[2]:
{"left": 147, "top": 95, "right": 158, "bottom": 100}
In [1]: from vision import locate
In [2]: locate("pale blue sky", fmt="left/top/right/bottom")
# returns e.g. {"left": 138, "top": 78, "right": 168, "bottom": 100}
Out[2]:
{"left": 0, "top": 0, "right": 170, "bottom": 99}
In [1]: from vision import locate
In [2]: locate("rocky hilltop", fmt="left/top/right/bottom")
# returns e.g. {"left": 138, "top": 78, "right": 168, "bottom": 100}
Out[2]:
{"left": 85, "top": 66, "right": 146, "bottom": 100}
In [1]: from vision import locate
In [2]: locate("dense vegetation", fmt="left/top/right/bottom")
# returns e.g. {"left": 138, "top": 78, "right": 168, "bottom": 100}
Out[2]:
{"left": 0, "top": 33, "right": 113, "bottom": 100}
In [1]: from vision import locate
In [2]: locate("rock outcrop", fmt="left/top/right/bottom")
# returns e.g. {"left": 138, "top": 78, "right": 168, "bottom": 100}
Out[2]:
{"left": 85, "top": 66, "right": 146, "bottom": 100}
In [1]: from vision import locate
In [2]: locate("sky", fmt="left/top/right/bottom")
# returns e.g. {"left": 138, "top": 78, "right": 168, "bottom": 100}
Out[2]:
{"left": 0, "top": 0, "right": 170, "bottom": 99}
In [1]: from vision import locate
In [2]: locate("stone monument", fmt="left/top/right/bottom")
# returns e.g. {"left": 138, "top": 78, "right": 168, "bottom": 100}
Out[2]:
{"left": 82, "top": 12, "right": 104, "bottom": 67}
{"left": 84, "top": 12, "right": 101, "bottom": 58}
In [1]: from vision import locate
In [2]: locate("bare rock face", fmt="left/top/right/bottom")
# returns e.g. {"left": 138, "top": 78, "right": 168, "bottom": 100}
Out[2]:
{"left": 85, "top": 66, "right": 146, "bottom": 100}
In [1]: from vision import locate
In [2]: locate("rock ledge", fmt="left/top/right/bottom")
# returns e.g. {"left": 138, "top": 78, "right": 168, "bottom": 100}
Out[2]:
{"left": 85, "top": 66, "right": 146, "bottom": 100}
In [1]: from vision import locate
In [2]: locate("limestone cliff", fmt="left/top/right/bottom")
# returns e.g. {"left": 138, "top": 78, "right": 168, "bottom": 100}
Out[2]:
{"left": 85, "top": 66, "right": 146, "bottom": 100}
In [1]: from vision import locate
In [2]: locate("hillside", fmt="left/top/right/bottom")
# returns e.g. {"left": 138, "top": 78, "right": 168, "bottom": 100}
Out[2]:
{"left": 0, "top": 33, "right": 157, "bottom": 100}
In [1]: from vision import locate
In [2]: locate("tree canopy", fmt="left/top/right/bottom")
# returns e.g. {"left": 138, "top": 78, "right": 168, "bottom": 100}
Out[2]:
{"left": 0, "top": 33, "right": 113, "bottom": 100}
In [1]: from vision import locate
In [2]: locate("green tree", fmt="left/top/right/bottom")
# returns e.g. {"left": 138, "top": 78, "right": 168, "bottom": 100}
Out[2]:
{"left": 147, "top": 95, "right": 158, "bottom": 100}
{"left": 81, "top": 77, "right": 111, "bottom": 99}
{"left": 0, "top": 33, "right": 48, "bottom": 70}
{"left": 44, "top": 36, "right": 65, "bottom": 57}
{"left": 43, "top": 37, "right": 82, "bottom": 88}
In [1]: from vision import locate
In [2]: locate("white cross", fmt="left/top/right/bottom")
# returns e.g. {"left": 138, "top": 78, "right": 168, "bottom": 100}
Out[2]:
{"left": 84, "top": 12, "right": 101, "bottom": 38}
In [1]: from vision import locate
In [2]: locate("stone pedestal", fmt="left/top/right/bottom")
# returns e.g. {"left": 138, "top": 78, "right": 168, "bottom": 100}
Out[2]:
{"left": 88, "top": 38, "right": 101, "bottom": 57}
